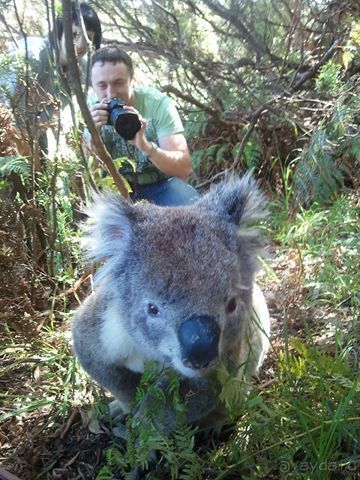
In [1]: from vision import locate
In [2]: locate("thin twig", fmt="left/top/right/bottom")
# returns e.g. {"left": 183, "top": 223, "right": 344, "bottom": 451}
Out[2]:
{"left": 232, "top": 106, "right": 267, "bottom": 170}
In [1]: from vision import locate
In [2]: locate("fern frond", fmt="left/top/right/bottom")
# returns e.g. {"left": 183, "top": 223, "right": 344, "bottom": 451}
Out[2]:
{"left": 294, "top": 129, "right": 344, "bottom": 205}
{"left": 294, "top": 80, "right": 360, "bottom": 205}
{"left": 0, "top": 155, "right": 30, "bottom": 180}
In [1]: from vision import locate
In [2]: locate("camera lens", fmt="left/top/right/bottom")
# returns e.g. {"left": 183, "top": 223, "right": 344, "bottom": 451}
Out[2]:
{"left": 108, "top": 99, "right": 141, "bottom": 141}
{"left": 113, "top": 112, "right": 141, "bottom": 141}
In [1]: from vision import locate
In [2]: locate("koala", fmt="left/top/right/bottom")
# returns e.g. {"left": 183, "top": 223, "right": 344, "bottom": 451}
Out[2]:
{"left": 72, "top": 175, "right": 270, "bottom": 425}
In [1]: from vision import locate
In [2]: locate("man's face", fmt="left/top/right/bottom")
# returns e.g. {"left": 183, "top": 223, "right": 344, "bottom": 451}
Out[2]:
{"left": 91, "top": 61, "right": 134, "bottom": 104}
{"left": 59, "top": 23, "right": 95, "bottom": 65}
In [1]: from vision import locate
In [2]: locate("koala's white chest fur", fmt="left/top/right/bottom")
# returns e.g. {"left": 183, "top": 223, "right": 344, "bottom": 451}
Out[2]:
{"left": 100, "top": 303, "right": 148, "bottom": 372}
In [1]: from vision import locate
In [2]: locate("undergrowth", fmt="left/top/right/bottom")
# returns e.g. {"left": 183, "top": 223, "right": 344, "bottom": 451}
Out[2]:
{"left": 0, "top": 318, "right": 87, "bottom": 466}
{"left": 270, "top": 192, "right": 360, "bottom": 312}
{"left": 93, "top": 338, "right": 359, "bottom": 479}
{"left": 213, "top": 342, "right": 359, "bottom": 480}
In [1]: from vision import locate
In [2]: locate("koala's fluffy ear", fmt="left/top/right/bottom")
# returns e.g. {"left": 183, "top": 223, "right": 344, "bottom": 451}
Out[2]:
{"left": 81, "top": 192, "right": 133, "bottom": 263}
{"left": 199, "top": 173, "right": 267, "bottom": 225}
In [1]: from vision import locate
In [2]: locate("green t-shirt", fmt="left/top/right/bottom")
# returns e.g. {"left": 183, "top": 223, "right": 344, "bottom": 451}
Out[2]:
{"left": 100, "top": 86, "right": 184, "bottom": 177}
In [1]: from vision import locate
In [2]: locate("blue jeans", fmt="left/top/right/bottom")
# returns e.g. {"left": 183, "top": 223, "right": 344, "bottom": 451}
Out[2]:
{"left": 131, "top": 177, "right": 200, "bottom": 206}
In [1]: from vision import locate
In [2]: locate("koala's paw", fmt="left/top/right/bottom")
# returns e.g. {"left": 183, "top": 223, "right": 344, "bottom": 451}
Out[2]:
{"left": 133, "top": 374, "right": 177, "bottom": 436}
{"left": 108, "top": 399, "right": 128, "bottom": 421}
{"left": 101, "top": 399, "right": 129, "bottom": 440}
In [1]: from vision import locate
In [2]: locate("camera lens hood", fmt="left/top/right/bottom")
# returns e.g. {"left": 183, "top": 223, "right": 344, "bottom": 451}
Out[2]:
{"left": 107, "top": 99, "right": 141, "bottom": 141}
{"left": 114, "top": 112, "right": 142, "bottom": 141}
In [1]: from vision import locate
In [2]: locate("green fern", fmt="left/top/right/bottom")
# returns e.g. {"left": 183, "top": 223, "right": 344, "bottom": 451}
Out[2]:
{"left": 315, "top": 61, "right": 343, "bottom": 96}
{"left": 294, "top": 128, "right": 343, "bottom": 204}
{"left": 232, "top": 136, "right": 263, "bottom": 171}
{"left": 95, "top": 465, "right": 115, "bottom": 480}
{"left": 217, "top": 363, "right": 247, "bottom": 417}
{"left": 97, "top": 363, "right": 203, "bottom": 479}
{"left": 0, "top": 155, "right": 30, "bottom": 181}
{"left": 294, "top": 75, "right": 359, "bottom": 205}
{"left": 192, "top": 143, "right": 225, "bottom": 173}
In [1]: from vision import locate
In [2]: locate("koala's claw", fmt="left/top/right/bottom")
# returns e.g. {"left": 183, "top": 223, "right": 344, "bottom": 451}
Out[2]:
{"left": 108, "top": 399, "right": 125, "bottom": 419}
{"left": 99, "top": 399, "right": 129, "bottom": 440}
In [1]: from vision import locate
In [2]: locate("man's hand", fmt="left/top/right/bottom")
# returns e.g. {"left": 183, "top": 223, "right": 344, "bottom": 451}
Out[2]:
{"left": 124, "top": 105, "right": 153, "bottom": 154}
{"left": 90, "top": 98, "right": 108, "bottom": 132}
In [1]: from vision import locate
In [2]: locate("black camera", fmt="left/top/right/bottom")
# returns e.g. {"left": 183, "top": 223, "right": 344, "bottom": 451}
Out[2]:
{"left": 107, "top": 98, "right": 142, "bottom": 141}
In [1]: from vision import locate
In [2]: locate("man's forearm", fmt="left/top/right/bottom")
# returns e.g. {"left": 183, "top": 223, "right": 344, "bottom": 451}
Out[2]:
{"left": 143, "top": 146, "right": 192, "bottom": 180}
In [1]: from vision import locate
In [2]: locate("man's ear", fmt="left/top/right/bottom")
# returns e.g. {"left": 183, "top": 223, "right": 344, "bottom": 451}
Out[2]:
{"left": 198, "top": 173, "right": 267, "bottom": 226}
{"left": 81, "top": 192, "right": 133, "bottom": 263}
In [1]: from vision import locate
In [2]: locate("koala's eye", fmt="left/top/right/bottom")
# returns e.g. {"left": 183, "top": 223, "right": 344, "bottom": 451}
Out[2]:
{"left": 147, "top": 303, "right": 160, "bottom": 317}
{"left": 226, "top": 297, "right": 237, "bottom": 314}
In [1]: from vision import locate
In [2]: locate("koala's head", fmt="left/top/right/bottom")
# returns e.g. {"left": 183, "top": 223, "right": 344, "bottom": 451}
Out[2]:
{"left": 82, "top": 175, "right": 267, "bottom": 378}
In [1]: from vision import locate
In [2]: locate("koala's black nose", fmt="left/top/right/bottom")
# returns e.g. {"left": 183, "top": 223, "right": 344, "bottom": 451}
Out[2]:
{"left": 178, "top": 315, "right": 220, "bottom": 370}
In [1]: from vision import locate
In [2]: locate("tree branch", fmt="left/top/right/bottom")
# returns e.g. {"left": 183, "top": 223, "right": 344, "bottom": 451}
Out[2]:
{"left": 161, "top": 84, "right": 244, "bottom": 128}
{"left": 289, "top": 40, "right": 339, "bottom": 91}
{"left": 232, "top": 40, "right": 339, "bottom": 169}
{"left": 200, "top": 0, "right": 268, "bottom": 58}
{"left": 232, "top": 105, "right": 266, "bottom": 170}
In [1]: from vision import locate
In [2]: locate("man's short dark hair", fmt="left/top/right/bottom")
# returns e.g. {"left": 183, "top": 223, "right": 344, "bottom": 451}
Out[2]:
{"left": 55, "top": 2, "right": 102, "bottom": 50}
{"left": 91, "top": 44, "right": 134, "bottom": 77}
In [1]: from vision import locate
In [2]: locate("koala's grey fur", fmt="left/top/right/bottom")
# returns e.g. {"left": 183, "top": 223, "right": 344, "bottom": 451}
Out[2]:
{"left": 72, "top": 174, "right": 270, "bottom": 424}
